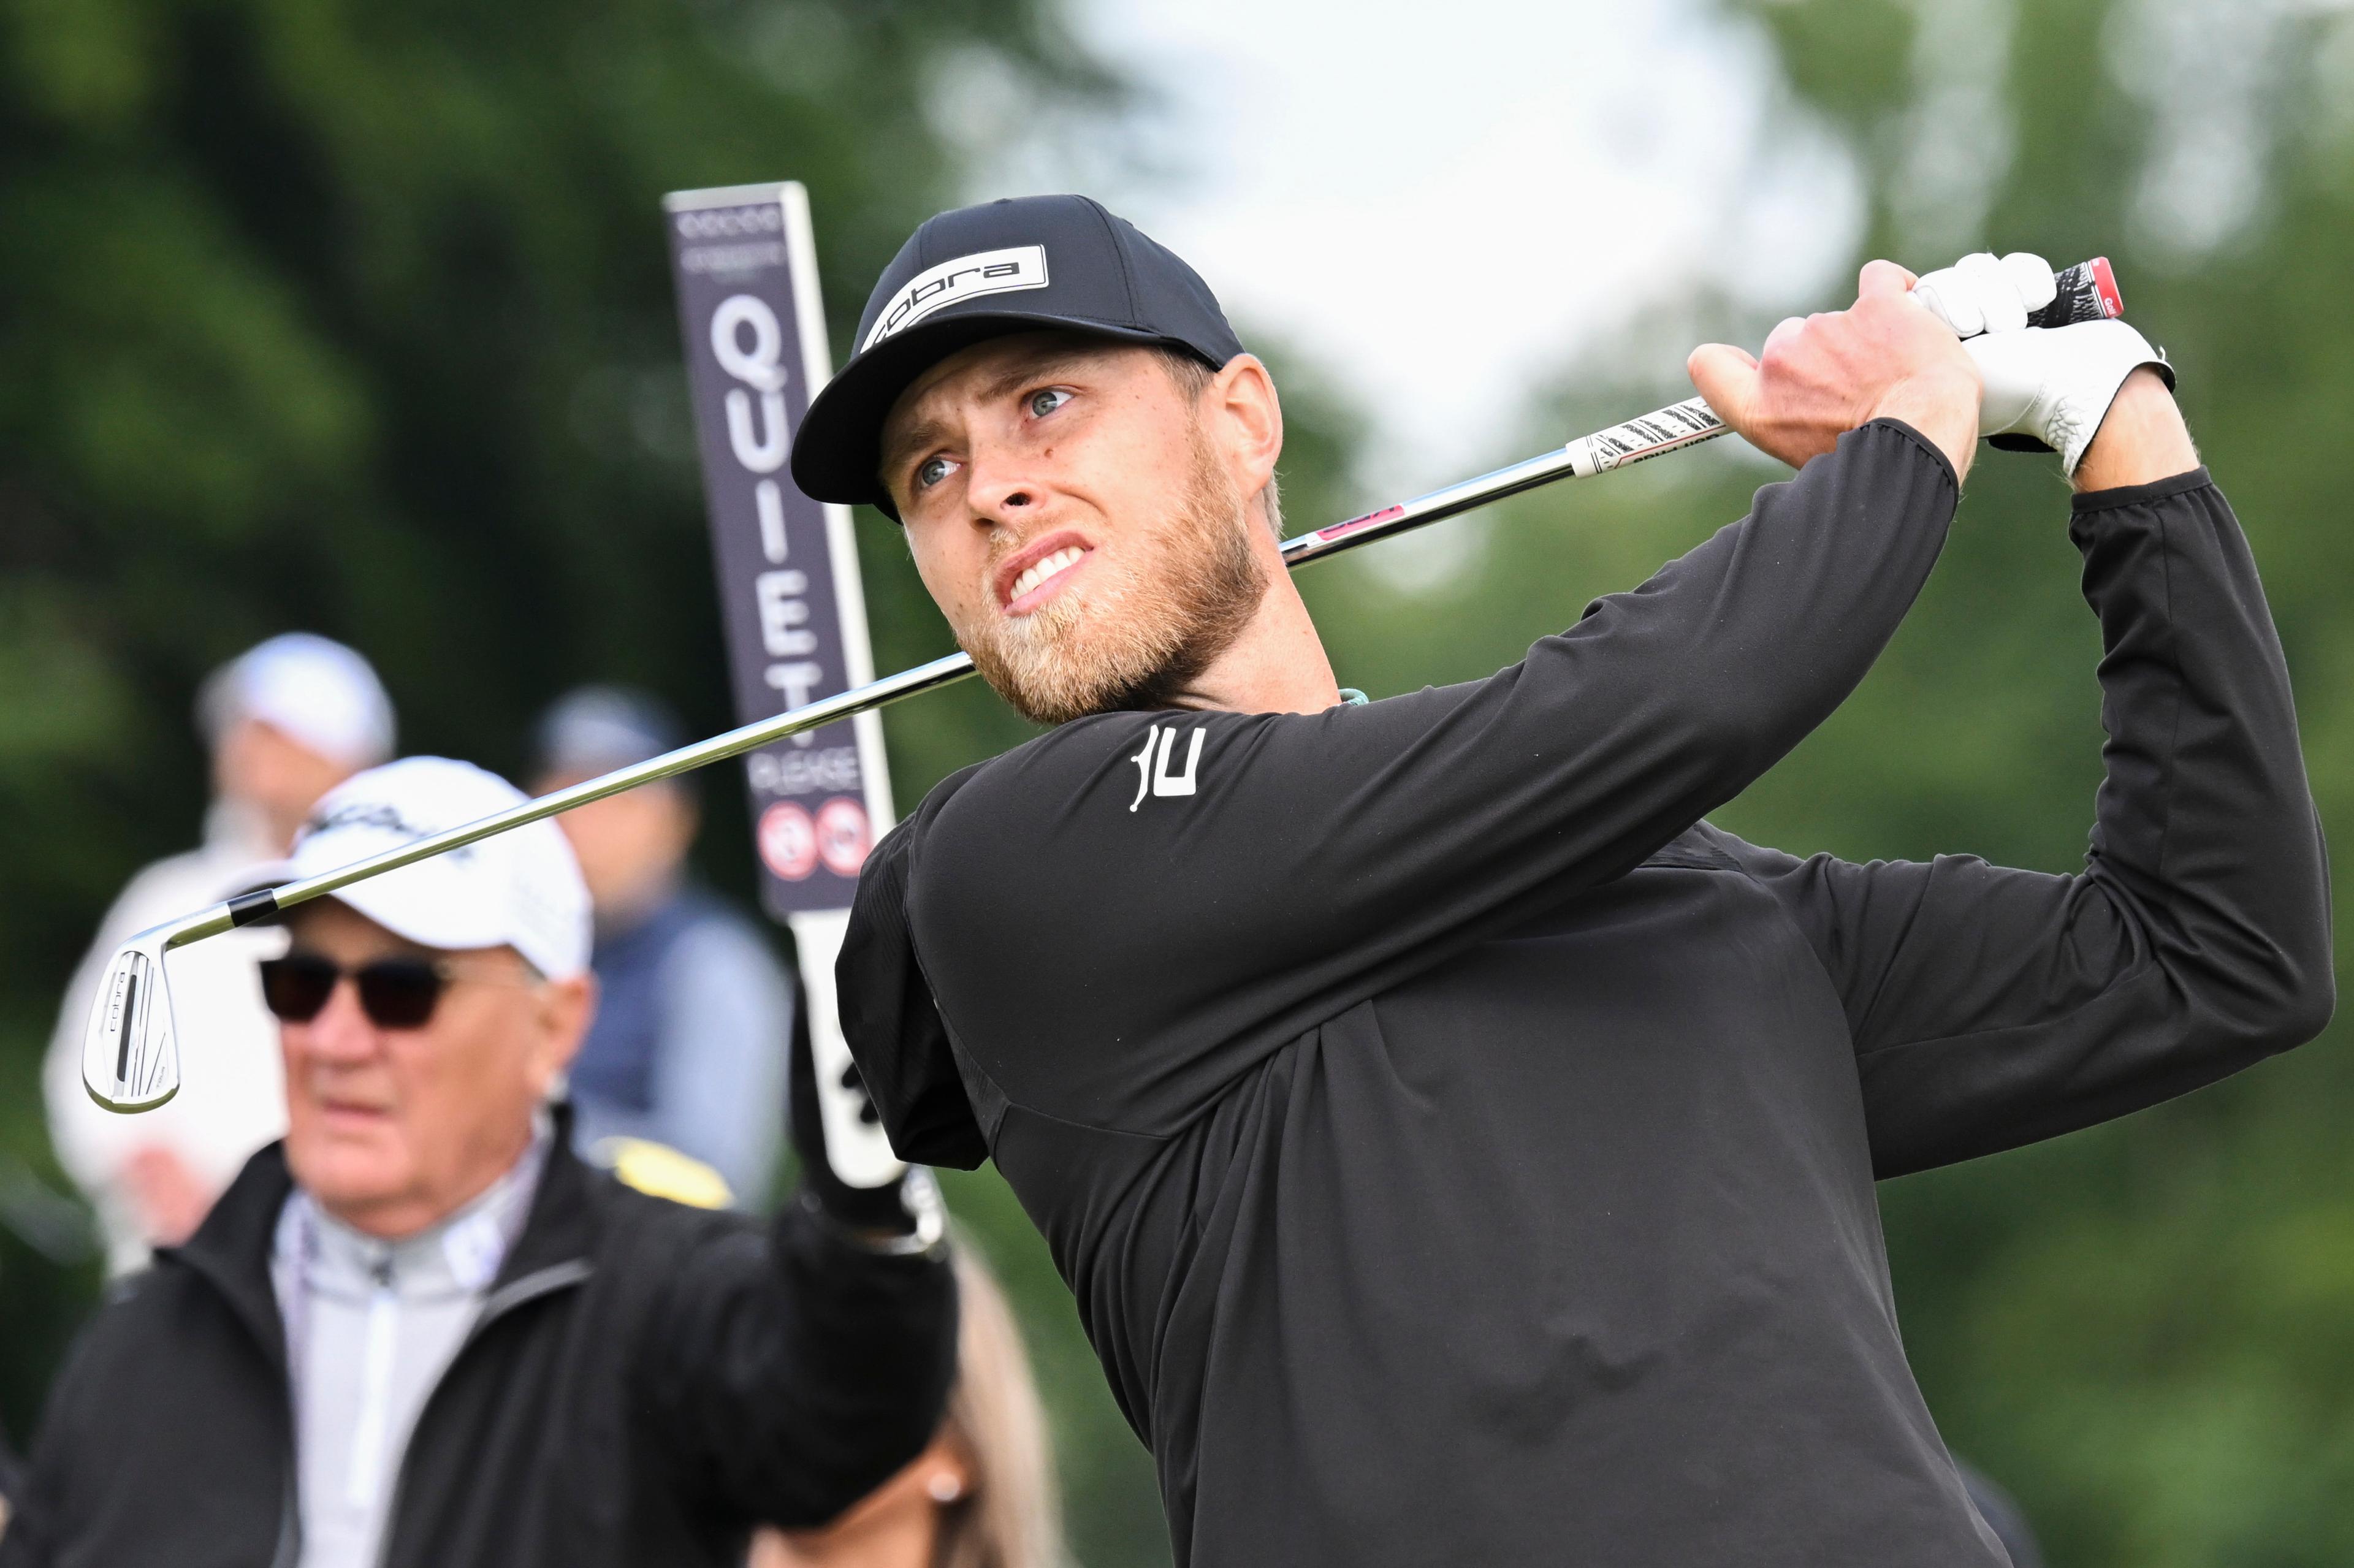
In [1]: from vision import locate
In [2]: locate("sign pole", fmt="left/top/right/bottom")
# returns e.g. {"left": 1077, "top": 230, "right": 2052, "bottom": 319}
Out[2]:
{"left": 664, "top": 181, "right": 904, "bottom": 1188}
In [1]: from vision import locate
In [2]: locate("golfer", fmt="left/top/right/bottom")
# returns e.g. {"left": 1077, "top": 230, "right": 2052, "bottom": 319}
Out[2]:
{"left": 791, "top": 196, "right": 2332, "bottom": 1567}
{"left": 2, "top": 757, "right": 956, "bottom": 1568}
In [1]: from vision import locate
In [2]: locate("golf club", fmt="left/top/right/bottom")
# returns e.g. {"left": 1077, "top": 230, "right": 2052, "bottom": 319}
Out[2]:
{"left": 82, "top": 259, "right": 2125, "bottom": 1113}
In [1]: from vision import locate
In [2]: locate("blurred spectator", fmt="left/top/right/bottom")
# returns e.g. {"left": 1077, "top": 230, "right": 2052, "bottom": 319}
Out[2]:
{"left": 532, "top": 687, "right": 791, "bottom": 1207}
{"left": 42, "top": 633, "right": 395, "bottom": 1273}
{"left": 0, "top": 758, "right": 954, "bottom": 1568}
{"left": 755, "top": 1245, "right": 1067, "bottom": 1568}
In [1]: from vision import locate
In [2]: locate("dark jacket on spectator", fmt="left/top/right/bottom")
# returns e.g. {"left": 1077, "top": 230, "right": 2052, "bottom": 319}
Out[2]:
{"left": 0, "top": 1114, "right": 955, "bottom": 1568}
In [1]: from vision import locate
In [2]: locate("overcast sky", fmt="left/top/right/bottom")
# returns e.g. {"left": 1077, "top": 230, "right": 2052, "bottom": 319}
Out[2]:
{"left": 987, "top": 0, "right": 1865, "bottom": 483}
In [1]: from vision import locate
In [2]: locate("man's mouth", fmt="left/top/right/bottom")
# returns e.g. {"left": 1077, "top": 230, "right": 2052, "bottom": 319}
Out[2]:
{"left": 316, "top": 1094, "right": 394, "bottom": 1127}
{"left": 997, "top": 532, "right": 1095, "bottom": 614}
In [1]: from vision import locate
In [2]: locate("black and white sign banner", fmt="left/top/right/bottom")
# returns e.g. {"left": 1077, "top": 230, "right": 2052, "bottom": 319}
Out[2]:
{"left": 667, "top": 181, "right": 904, "bottom": 1186}
{"left": 665, "top": 181, "right": 894, "bottom": 921}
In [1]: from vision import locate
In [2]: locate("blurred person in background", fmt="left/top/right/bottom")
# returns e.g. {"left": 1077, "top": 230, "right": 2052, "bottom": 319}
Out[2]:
{"left": 755, "top": 1244, "right": 1066, "bottom": 1568}
{"left": 1, "top": 756, "right": 955, "bottom": 1568}
{"left": 532, "top": 687, "right": 793, "bottom": 1206}
{"left": 42, "top": 633, "right": 395, "bottom": 1272}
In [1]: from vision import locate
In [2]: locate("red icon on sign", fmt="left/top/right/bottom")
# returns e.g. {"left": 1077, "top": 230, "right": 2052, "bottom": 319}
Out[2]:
{"left": 815, "top": 797, "right": 872, "bottom": 878}
{"left": 758, "top": 802, "right": 817, "bottom": 881}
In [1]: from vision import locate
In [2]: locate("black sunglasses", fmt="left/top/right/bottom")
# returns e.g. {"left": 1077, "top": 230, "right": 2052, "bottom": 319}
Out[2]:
{"left": 259, "top": 952, "right": 473, "bottom": 1030}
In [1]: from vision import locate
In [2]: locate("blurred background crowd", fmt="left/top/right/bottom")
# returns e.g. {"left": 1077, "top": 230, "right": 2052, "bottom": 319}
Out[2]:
{"left": 2, "top": 0, "right": 2350, "bottom": 1564}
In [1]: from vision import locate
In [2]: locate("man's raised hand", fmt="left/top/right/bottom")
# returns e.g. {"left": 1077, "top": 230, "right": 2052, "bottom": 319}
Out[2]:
{"left": 1911, "top": 251, "right": 2057, "bottom": 338}
{"left": 1688, "top": 261, "right": 1982, "bottom": 477}
{"left": 1904, "top": 248, "right": 2177, "bottom": 476}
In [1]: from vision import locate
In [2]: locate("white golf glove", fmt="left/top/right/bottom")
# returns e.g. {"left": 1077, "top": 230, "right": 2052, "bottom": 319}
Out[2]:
{"left": 1911, "top": 249, "right": 2172, "bottom": 473}
{"left": 1911, "top": 251, "right": 2057, "bottom": 338}
{"left": 1965, "top": 318, "right": 2173, "bottom": 474}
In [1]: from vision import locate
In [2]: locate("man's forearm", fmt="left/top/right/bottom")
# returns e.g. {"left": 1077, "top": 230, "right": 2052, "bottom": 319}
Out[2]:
{"left": 2072, "top": 367, "right": 2198, "bottom": 491}
{"left": 1815, "top": 461, "right": 2330, "bottom": 1176}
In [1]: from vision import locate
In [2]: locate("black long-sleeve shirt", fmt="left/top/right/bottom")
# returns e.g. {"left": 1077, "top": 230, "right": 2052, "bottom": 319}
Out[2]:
{"left": 841, "top": 422, "right": 2331, "bottom": 1567}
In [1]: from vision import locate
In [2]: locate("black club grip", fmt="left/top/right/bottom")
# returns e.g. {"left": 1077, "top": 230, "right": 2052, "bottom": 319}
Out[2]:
{"left": 2029, "top": 257, "right": 2124, "bottom": 328}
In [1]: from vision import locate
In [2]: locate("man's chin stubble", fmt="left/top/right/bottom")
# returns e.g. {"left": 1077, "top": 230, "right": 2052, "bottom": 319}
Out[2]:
{"left": 966, "top": 584, "right": 1196, "bottom": 726}
{"left": 976, "top": 513, "right": 1265, "bottom": 723}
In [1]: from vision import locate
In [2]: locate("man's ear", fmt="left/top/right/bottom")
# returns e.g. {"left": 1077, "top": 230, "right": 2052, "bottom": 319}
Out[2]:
{"left": 530, "top": 971, "right": 596, "bottom": 1096}
{"left": 1210, "top": 354, "right": 1282, "bottom": 504}
{"left": 661, "top": 788, "right": 701, "bottom": 864}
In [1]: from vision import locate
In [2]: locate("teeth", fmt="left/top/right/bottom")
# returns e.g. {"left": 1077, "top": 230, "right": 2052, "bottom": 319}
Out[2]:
{"left": 1011, "top": 546, "right": 1086, "bottom": 603}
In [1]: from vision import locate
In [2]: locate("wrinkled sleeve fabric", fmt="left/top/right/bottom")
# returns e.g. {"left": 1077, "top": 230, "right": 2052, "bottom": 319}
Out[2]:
{"left": 842, "top": 764, "right": 993, "bottom": 1168}
{"left": 1729, "top": 468, "right": 2333, "bottom": 1178}
{"left": 635, "top": 1201, "right": 957, "bottom": 1530}
{"left": 889, "top": 422, "right": 1966, "bottom": 1135}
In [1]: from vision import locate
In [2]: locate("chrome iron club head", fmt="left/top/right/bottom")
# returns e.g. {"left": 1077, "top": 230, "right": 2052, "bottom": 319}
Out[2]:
{"left": 78, "top": 894, "right": 276, "bottom": 1112}
{"left": 83, "top": 917, "right": 197, "bottom": 1112}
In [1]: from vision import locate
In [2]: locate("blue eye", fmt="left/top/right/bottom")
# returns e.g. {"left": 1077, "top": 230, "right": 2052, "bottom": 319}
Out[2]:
{"left": 915, "top": 455, "right": 958, "bottom": 490}
{"left": 1027, "top": 387, "right": 1073, "bottom": 418}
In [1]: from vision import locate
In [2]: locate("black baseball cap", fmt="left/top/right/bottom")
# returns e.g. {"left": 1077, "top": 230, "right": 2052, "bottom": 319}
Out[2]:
{"left": 791, "top": 194, "right": 1246, "bottom": 519}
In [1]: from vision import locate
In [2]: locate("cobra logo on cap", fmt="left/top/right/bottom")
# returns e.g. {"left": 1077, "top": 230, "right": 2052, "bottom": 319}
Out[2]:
{"left": 863, "top": 245, "right": 1050, "bottom": 351}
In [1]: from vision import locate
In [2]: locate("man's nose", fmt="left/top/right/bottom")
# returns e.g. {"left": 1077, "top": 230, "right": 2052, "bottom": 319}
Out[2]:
{"left": 964, "top": 441, "right": 1040, "bottom": 520}
{"left": 294, "top": 979, "right": 381, "bottom": 1061}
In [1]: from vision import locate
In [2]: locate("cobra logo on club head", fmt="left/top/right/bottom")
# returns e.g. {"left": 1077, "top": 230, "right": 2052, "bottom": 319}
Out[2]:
{"left": 83, "top": 936, "right": 182, "bottom": 1113}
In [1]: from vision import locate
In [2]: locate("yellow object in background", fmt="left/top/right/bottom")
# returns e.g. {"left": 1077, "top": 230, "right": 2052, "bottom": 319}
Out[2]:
{"left": 593, "top": 1136, "right": 733, "bottom": 1211}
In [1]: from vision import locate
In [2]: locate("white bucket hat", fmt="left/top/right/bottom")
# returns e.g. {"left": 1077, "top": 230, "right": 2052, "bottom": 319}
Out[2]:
{"left": 288, "top": 757, "right": 590, "bottom": 980}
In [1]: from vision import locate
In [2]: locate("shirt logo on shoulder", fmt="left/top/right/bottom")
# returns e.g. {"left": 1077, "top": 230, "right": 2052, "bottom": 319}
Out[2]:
{"left": 1127, "top": 723, "right": 1204, "bottom": 812}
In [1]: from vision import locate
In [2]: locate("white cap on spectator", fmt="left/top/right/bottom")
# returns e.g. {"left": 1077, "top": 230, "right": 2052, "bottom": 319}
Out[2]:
{"left": 288, "top": 758, "right": 591, "bottom": 980}
{"left": 198, "top": 633, "right": 397, "bottom": 768}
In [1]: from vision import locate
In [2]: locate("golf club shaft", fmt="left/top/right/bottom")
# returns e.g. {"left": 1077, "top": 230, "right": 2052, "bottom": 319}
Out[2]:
{"left": 162, "top": 251, "right": 2134, "bottom": 948}
{"left": 163, "top": 394, "right": 1733, "bottom": 951}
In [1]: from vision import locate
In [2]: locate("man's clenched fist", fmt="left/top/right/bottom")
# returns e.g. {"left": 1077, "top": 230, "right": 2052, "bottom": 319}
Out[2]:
{"left": 1688, "top": 261, "right": 1981, "bottom": 477}
{"left": 1967, "top": 319, "right": 2173, "bottom": 474}
{"left": 1911, "top": 251, "right": 2057, "bottom": 338}
{"left": 1905, "top": 248, "right": 2175, "bottom": 476}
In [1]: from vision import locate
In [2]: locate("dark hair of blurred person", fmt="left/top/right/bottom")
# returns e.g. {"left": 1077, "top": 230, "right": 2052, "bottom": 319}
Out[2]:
{"left": 755, "top": 1245, "right": 1067, "bottom": 1568}
{"left": 43, "top": 633, "right": 397, "bottom": 1272}
{"left": 532, "top": 687, "right": 793, "bottom": 1208}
